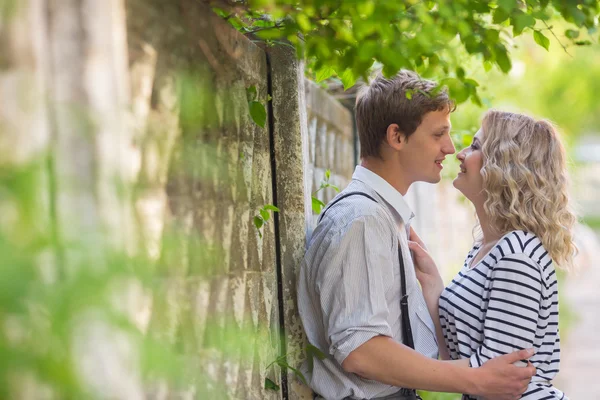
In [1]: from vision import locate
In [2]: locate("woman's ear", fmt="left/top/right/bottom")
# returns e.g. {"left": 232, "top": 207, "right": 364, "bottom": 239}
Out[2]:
{"left": 386, "top": 123, "right": 405, "bottom": 151}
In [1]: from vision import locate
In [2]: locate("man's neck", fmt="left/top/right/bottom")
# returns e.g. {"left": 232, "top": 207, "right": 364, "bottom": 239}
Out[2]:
{"left": 360, "top": 157, "right": 411, "bottom": 196}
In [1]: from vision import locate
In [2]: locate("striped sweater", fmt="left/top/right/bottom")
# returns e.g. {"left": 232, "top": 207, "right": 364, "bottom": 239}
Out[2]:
{"left": 439, "top": 230, "right": 568, "bottom": 400}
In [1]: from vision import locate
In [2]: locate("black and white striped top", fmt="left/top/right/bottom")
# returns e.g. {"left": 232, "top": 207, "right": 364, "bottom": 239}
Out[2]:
{"left": 439, "top": 230, "right": 568, "bottom": 400}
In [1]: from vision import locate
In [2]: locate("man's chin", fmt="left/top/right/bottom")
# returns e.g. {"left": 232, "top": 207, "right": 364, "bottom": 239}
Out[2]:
{"left": 423, "top": 174, "right": 442, "bottom": 184}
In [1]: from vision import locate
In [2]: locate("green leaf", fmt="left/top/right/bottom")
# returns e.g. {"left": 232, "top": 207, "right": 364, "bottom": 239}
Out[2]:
{"left": 246, "top": 85, "right": 257, "bottom": 101}
{"left": 497, "top": 0, "right": 517, "bottom": 12}
{"left": 265, "top": 378, "right": 280, "bottom": 391}
{"left": 405, "top": 89, "right": 413, "bottom": 100}
{"left": 511, "top": 12, "right": 535, "bottom": 36}
{"left": 574, "top": 40, "right": 592, "bottom": 46}
{"left": 533, "top": 30, "right": 550, "bottom": 51}
{"left": 249, "top": 101, "right": 267, "bottom": 128}
{"left": 492, "top": 8, "right": 510, "bottom": 24}
{"left": 483, "top": 60, "right": 493, "bottom": 72}
{"left": 253, "top": 216, "right": 264, "bottom": 230}
{"left": 287, "top": 365, "right": 308, "bottom": 386}
{"left": 493, "top": 45, "right": 512, "bottom": 73}
{"left": 316, "top": 66, "right": 336, "bottom": 83}
{"left": 441, "top": 78, "right": 469, "bottom": 104}
{"left": 568, "top": 6, "right": 586, "bottom": 27}
{"left": 357, "top": 1, "right": 375, "bottom": 17}
{"left": 340, "top": 69, "right": 357, "bottom": 91}
{"left": 260, "top": 209, "right": 270, "bottom": 222}
{"left": 263, "top": 204, "right": 280, "bottom": 212}
{"left": 325, "top": 169, "right": 331, "bottom": 180}
{"left": 306, "top": 344, "right": 327, "bottom": 361}
{"left": 312, "top": 196, "right": 326, "bottom": 214}
{"left": 565, "top": 29, "right": 580, "bottom": 39}
{"left": 329, "top": 184, "right": 340, "bottom": 193}
{"left": 296, "top": 13, "right": 312, "bottom": 32}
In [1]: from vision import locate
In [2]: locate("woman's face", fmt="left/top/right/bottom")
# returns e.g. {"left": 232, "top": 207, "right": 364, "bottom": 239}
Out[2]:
{"left": 453, "top": 129, "right": 485, "bottom": 203}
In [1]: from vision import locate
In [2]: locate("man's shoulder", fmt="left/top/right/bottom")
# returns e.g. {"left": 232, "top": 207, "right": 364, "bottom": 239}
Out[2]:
{"left": 319, "top": 185, "right": 394, "bottom": 230}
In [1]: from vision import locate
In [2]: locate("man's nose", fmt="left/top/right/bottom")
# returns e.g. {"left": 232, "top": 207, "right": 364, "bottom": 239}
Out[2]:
{"left": 443, "top": 136, "right": 456, "bottom": 155}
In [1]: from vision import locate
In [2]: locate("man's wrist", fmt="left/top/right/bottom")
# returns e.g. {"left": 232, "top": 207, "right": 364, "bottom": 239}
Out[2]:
{"left": 463, "top": 365, "right": 483, "bottom": 395}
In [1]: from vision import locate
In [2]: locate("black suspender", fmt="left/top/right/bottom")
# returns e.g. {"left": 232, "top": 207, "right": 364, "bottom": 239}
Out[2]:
{"left": 318, "top": 192, "right": 379, "bottom": 222}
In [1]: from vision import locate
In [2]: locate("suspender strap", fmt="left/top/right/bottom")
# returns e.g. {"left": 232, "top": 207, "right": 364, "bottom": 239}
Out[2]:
{"left": 398, "top": 245, "right": 415, "bottom": 350}
{"left": 318, "top": 192, "right": 416, "bottom": 351}
{"left": 317, "top": 192, "right": 379, "bottom": 223}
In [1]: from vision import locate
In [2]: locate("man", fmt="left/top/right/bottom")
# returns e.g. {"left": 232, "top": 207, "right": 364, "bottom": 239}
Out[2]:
{"left": 297, "top": 70, "right": 535, "bottom": 400}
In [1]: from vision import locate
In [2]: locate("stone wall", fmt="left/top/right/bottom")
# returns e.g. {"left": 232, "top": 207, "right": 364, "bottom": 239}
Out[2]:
{"left": 126, "top": 1, "right": 282, "bottom": 398}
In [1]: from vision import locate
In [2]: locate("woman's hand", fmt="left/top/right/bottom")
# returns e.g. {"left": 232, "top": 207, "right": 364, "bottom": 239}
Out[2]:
{"left": 408, "top": 227, "right": 443, "bottom": 293}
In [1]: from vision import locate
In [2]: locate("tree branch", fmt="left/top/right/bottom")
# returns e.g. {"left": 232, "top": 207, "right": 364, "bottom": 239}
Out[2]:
{"left": 542, "top": 20, "right": 572, "bottom": 57}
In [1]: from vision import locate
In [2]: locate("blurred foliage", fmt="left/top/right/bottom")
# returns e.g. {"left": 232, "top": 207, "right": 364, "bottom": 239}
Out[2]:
{"left": 213, "top": 0, "right": 600, "bottom": 105}
{"left": 446, "top": 20, "right": 600, "bottom": 144}
{"left": 419, "top": 391, "right": 461, "bottom": 400}
{"left": 0, "top": 59, "right": 276, "bottom": 398}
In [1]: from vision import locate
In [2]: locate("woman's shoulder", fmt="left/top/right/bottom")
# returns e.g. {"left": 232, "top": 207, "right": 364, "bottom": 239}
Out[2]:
{"left": 488, "top": 230, "right": 555, "bottom": 278}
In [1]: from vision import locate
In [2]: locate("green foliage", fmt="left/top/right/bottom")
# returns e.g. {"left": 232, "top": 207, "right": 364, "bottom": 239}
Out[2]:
{"left": 533, "top": 30, "right": 551, "bottom": 50}
{"left": 254, "top": 204, "right": 280, "bottom": 238}
{"left": 264, "top": 343, "right": 327, "bottom": 391}
{"left": 311, "top": 169, "right": 340, "bottom": 214}
{"left": 265, "top": 377, "right": 280, "bottom": 391}
{"left": 247, "top": 85, "right": 268, "bottom": 128}
{"left": 446, "top": 20, "right": 600, "bottom": 144}
{"left": 215, "top": 0, "right": 600, "bottom": 104}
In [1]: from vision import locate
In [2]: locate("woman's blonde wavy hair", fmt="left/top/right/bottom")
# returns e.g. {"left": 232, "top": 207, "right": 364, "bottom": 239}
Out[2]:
{"left": 478, "top": 110, "right": 577, "bottom": 270}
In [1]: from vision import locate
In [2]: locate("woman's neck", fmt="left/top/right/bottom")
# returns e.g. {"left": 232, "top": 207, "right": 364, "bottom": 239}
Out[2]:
{"left": 474, "top": 202, "right": 503, "bottom": 246}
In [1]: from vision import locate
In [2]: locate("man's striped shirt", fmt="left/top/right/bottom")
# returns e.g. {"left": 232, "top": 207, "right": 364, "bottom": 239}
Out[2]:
{"left": 439, "top": 230, "right": 568, "bottom": 400}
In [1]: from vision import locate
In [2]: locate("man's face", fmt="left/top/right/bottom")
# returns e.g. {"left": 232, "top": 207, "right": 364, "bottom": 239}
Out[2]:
{"left": 398, "top": 109, "right": 455, "bottom": 184}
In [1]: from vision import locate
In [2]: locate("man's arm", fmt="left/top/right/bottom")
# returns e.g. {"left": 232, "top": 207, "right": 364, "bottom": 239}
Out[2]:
{"left": 342, "top": 336, "right": 535, "bottom": 400}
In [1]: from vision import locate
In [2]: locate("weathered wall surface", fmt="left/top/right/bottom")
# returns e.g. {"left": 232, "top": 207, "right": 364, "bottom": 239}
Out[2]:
{"left": 304, "top": 80, "right": 356, "bottom": 231}
{"left": 270, "top": 44, "right": 313, "bottom": 400}
{"left": 126, "top": 1, "right": 281, "bottom": 398}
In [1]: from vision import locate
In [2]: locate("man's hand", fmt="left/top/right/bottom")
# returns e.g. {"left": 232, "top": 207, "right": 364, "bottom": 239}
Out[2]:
{"left": 472, "top": 349, "right": 536, "bottom": 400}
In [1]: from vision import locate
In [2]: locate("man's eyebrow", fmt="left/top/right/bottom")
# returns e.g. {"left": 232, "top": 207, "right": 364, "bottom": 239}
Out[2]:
{"left": 473, "top": 136, "right": 481, "bottom": 143}
{"left": 438, "top": 125, "right": 451, "bottom": 132}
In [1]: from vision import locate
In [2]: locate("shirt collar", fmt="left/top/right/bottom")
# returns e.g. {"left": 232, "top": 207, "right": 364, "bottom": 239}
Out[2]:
{"left": 352, "top": 165, "right": 415, "bottom": 224}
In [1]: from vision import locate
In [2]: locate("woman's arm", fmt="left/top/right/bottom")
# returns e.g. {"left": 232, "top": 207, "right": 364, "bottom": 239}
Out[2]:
{"left": 408, "top": 227, "right": 450, "bottom": 360}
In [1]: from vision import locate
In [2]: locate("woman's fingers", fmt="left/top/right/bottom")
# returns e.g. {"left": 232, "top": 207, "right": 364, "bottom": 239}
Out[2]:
{"left": 409, "top": 227, "right": 426, "bottom": 249}
{"left": 408, "top": 240, "right": 430, "bottom": 260}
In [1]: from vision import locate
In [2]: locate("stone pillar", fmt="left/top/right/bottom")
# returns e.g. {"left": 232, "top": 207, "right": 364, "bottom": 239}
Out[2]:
{"left": 269, "top": 44, "right": 313, "bottom": 399}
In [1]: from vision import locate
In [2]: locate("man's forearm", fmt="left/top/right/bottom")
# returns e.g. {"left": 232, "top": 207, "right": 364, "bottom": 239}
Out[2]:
{"left": 342, "top": 336, "right": 477, "bottom": 393}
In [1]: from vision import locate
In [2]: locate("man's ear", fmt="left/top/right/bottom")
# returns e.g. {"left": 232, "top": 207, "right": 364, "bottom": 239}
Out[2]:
{"left": 386, "top": 123, "right": 406, "bottom": 151}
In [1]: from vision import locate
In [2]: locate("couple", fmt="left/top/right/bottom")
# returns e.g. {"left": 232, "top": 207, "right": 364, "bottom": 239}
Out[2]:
{"left": 298, "top": 70, "right": 574, "bottom": 400}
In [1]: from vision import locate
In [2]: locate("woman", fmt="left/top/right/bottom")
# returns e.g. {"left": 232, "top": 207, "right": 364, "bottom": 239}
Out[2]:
{"left": 410, "top": 110, "right": 576, "bottom": 399}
